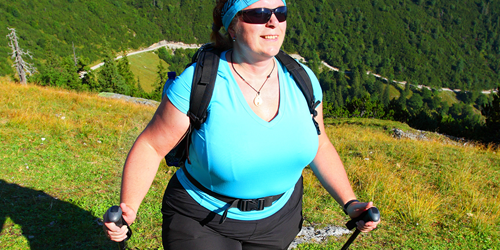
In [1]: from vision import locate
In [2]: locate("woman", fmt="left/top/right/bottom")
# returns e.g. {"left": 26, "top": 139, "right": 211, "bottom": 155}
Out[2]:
{"left": 104, "top": 0, "right": 379, "bottom": 249}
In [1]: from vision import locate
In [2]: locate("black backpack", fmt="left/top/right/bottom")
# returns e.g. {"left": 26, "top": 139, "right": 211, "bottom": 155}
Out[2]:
{"left": 164, "top": 43, "right": 321, "bottom": 167}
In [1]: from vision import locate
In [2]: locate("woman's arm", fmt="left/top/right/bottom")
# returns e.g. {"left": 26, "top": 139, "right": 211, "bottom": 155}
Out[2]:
{"left": 120, "top": 98, "right": 189, "bottom": 215}
{"left": 104, "top": 98, "right": 190, "bottom": 241}
{"left": 309, "top": 103, "right": 379, "bottom": 232}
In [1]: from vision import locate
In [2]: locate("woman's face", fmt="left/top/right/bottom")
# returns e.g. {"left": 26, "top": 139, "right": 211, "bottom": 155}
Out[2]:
{"left": 230, "top": 0, "right": 287, "bottom": 60}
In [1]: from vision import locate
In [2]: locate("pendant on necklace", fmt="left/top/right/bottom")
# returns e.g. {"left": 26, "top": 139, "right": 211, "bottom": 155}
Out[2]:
{"left": 254, "top": 94, "right": 263, "bottom": 106}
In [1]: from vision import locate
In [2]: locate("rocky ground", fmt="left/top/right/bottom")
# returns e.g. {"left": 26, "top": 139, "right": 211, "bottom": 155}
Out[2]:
{"left": 98, "top": 92, "right": 160, "bottom": 107}
{"left": 288, "top": 225, "right": 351, "bottom": 249}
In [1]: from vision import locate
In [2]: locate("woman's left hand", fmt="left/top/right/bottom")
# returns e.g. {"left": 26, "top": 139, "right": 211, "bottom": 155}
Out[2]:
{"left": 345, "top": 201, "right": 380, "bottom": 233}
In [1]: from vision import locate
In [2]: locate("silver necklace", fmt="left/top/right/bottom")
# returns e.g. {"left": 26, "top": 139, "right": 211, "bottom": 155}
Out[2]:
{"left": 231, "top": 52, "right": 275, "bottom": 106}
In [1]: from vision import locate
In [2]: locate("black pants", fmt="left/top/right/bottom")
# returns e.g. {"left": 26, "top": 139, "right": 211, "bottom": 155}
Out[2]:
{"left": 161, "top": 173, "right": 304, "bottom": 250}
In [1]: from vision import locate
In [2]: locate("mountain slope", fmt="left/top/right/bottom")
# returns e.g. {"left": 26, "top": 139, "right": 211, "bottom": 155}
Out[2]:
{"left": 1, "top": 0, "right": 499, "bottom": 90}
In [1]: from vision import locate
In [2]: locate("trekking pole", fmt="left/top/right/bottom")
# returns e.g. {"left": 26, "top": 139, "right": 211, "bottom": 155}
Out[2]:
{"left": 105, "top": 206, "right": 128, "bottom": 250}
{"left": 341, "top": 207, "right": 380, "bottom": 250}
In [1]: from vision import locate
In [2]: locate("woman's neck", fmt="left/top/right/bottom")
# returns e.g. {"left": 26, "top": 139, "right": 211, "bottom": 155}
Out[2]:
{"left": 230, "top": 49, "right": 276, "bottom": 78}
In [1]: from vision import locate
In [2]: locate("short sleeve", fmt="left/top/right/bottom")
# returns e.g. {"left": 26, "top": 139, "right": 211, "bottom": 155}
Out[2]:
{"left": 166, "top": 64, "right": 196, "bottom": 114}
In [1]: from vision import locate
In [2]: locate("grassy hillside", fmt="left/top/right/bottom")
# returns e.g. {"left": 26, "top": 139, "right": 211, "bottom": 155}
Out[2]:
{"left": 1, "top": 81, "right": 498, "bottom": 249}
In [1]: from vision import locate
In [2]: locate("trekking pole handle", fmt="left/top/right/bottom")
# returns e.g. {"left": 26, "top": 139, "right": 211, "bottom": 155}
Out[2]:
{"left": 106, "top": 206, "right": 127, "bottom": 250}
{"left": 106, "top": 206, "right": 124, "bottom": 227}
{"left": 341, "top": 207, "right": 380, "bottom": 250}
{"left": 345, "top": 207, "right": 380, "bottom": 230}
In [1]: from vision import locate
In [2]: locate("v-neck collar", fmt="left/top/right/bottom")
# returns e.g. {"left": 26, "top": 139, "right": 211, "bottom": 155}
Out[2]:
{"left": 221, "top": 50, "right": 286, "bottom": 126}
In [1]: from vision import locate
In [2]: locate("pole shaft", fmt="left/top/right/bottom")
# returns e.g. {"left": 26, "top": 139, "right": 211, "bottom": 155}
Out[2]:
{"left": 341, "top": 229, "right": 361, "bottom": 250}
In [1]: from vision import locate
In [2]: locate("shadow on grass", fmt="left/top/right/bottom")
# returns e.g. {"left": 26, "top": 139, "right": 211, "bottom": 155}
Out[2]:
{"left": 0, "top": 179, "right": 116, "bottom": 249}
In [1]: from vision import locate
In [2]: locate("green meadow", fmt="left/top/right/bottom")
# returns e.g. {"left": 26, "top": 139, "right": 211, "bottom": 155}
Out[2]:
{"left": 1, "top": 81, "right": 498, "bottom": 249}
{"left": 126, "top": 51, "right": 165, "bottom": 93}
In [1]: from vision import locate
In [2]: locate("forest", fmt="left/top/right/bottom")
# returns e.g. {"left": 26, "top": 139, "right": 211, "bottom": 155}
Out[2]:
{"left": 1, "top": 0, "right": 499, "bottom": 142}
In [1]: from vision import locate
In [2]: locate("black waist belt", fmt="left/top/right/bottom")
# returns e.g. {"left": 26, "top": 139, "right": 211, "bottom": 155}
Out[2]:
{"left": 181, "top": 166, "right": 284, "bottom": 224}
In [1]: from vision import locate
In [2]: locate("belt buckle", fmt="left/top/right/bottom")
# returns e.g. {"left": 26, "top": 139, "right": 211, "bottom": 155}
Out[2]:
{"left": 238, "top": 198, "right": 265, "bottom": 211}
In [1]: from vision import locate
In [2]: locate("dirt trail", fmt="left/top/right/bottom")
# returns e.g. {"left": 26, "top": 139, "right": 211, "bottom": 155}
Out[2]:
{"left": 86, "top": 41, "right": 497, "bottom": 94}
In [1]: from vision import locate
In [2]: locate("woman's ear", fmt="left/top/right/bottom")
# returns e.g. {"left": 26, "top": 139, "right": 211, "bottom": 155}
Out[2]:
{"left": 228, "top": 19, "right": 239, "bottom": 41}
{"left": 228, "top": 27, "right": 236, "bottom": 40}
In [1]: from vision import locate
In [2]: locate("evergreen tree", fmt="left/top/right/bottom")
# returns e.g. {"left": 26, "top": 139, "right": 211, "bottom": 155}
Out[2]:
{"left": 351, "top": 68, "right": 364, "bottom": 99}
{"left": 153, "top": 60, "right": 168, "bottom": 101}
{"left": 336, "top": 85, "right": 344, "bottom": 107}
{"left": 157, "top": 47, "right": 172, "bottom": 63}
{"left": 374, "top": 77, "right": 384, "bottom": 97}
{"left": 398, "top": 81, "right": 410, "bottom": 109}
{"left": 407, "top": 93, "right": 423, "bottom": 115}
{"left": 34, "top": 40, "right": 80, "bottom": 89}
{"left": 482, "top": 86, "right": 500, "bottom": 142}
{"left": 135, "top": 76, "right": 148, "bottom": 99}
{"left": 387, "top": 98, "right": 409, "bottom": 123}
{"left": 382, "top": 84, "right": 391, "bottom": 107}
{"left": 308, "top": 50, "right": 321, "bottom": 76}
{"left": 61, "top": 56, "right": 81, "bottom": 90}
{"left": 117, "top": 53, "right": 137, "bottom": 96}
{"left": 35, "top": 40, "right": 62, "bottom": 86}
{"left": 81, "top": 68, "right": 99, "bottom": 91}
{"left": 98, "top": 47, "right": 125, "bottom": 93}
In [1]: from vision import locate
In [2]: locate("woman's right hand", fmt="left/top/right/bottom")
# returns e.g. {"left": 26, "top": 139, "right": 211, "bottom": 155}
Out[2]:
{"left": 103, "top": 203, "right": 137, "bottom": 242}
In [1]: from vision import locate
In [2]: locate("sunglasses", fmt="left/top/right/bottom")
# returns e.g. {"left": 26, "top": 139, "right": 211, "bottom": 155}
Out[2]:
{"left": 238, "top": 6, "right": 288, "bottom": 24}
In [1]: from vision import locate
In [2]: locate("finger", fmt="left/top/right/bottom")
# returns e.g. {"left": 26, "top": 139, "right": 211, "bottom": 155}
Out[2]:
{"left": 107, "top": 225, "right": 129, "bottom": 241}
{"left": 357, "top": 220, "right": 378, "bottom": 232}
{"left": 365, "top": 201, "right": 374, "bottom": 209}
{"left": 104, "top": 221, "right": 120, "bottom": 231}
{"left": 109, "top": 232, "right": 128, "bottom": 242}
{"left": 120, "top": 202, "right": 130, "bottom": 214}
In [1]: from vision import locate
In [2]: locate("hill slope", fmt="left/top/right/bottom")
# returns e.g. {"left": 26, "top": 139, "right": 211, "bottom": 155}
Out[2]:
{"left": 1, "top": 0, "right": 499, "bottom": 90}
{"left": 1, "top": 81, "right": 499, "bottom": 249}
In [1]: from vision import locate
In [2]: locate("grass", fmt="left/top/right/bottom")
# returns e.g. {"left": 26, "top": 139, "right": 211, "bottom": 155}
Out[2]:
{"left": 90, "top": 50, "right": 169, "bottom": 94}
{"left": 438, "top": 90, "right": 461, "bottom": 107}
{"left": 388, "top": 84, "right": 401, "bottom": 100}
{"left": 126, "top": 51, "right": 166, "bottom": 93}
{"left": 304, "top": 119, "right": 500, "bottom": 249}
{"left": 1, "top": 81, "right": 499, "bottom": 249}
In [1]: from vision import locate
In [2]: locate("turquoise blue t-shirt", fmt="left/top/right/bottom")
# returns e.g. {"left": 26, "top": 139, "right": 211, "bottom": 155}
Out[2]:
{"left": 167, "top": 50, "right": 323, "bottom": 220}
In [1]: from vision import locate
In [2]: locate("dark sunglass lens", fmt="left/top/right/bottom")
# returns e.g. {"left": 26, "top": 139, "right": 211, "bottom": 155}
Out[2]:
{"left": 243, "top": 8, "right": 272, "bottom": 24}
{"left": 241, "top": 6, "right": 287, "bottom": 24}
{"left": 274, "top": 6, "right": 287, "bottom": 22}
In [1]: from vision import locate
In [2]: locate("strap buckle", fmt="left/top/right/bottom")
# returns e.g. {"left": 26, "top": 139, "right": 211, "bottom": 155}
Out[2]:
{"left": 238, "top": 198, "right": 265, "bottom": 211}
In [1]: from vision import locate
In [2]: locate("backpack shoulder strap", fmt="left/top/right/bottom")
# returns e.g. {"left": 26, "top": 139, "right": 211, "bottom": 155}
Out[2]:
{"left": 188, "top": 44, "right": 221, "bottom": 130}
{"left": 171, "top": 44, "right": 221, "bottom": 166}
{"left": 276, "top": 50, "right": 321, "bottom": 135}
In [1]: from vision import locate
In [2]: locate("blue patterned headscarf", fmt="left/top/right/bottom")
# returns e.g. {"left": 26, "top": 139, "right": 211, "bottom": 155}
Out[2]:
{"left": 221, "top": 0, "right": 287, "bottom": 30}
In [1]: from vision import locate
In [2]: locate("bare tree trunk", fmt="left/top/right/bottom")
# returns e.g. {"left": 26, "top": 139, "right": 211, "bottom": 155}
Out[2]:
{"left": 7, "top": 28, "right": 35, "bottom": 85}
{"left": 16, "top": 60, "right": 27, "bottom": 84}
